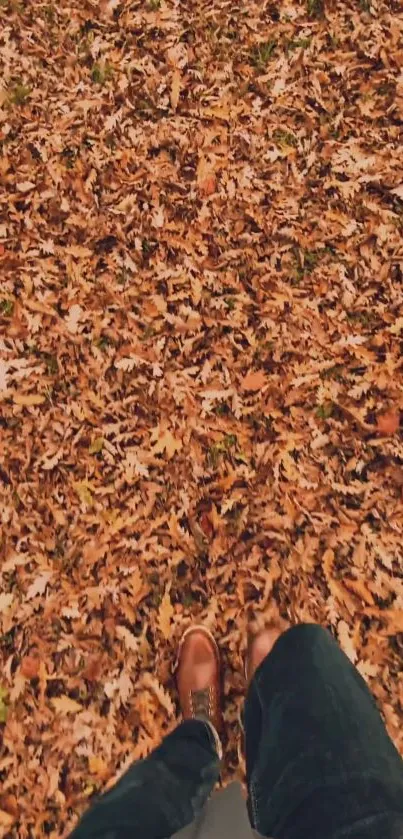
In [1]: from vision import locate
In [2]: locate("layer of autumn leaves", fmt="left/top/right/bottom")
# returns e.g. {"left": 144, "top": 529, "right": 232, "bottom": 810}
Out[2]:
{"left": 1, "top": 0, "right": 403, "bottom": 835}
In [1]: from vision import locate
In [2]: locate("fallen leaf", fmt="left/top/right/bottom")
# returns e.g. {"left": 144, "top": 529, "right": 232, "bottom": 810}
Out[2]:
{"left": 0, "top": 809, "right": 13, "bottom": 827}
{"left": 82, "top": 655, "right": 103, "bottom": 682}
{"left": 343, "top": 578, "right": 374, "bottom": 606}
{"left": 337, "top": 619, "right": 357, "bottom": 663}
{"left": 65, "top": 304, "right": 83, "bottom": 334}
{"left": 158, "top": 587, "right": 174, "bottom": 639}
{"left": 151, "top": 427, "right": 182, "bottom": 459}
{"left": 170, "top": 69, "right": 181, "bottom": 110}
{"left": 51, "top": 696, "right": 83, "bottom": 714}
{"left": 142, "top": 672, "right": 175, "bottom": 716}
{"left": 116, "top": 625, "right": 139, "bottom": 652}
{"left": 376, "top": 410, "right": 400, "bottom": 435}
{"left": 88, "top": 756, "right": 109, "bottom": 778}
{"left": 362, "top": 608, "right": 403, "bottom": 634}
{"left": 65, "top": 245, "right": 93, "bottom": 258}
{"left": 16, "top": 181, "right": 36, "bottom": 193}
{"left": 74, "top": 481, "right": 93, "bottom": 507}
{"left": 0, "top": 593, "right": 14, "bottom": 613}
{"left": 89, "top": 436, "right": 104, "bottom": 454}
{"left": 13, "top": 393, "right": 45, "bottom": 406}
{"left": 20, "top": 655, "right": 40, "bottom": 679}
{"left": 197, "top": 155, "right": 216, "bottom": 196}
{"left": 0, "top": 686, "right": 8, "bottom": 723}
{"left": 25, "top": 572, "right": 52, "bottom": 600}
{"left": 240, "top": 369, "right": 267, "bottom": 392}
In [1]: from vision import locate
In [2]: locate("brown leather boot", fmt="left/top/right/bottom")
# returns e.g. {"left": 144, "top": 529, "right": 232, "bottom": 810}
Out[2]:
{"left": 176, "top": 626, "right": 222, "bottom": 737}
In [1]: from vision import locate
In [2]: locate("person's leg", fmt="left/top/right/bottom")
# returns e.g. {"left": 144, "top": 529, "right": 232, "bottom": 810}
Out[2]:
{"left": 69, "top": 626, "right": 222, "bottom": 839}
{"left": 244, "top": 621, "right": 403, "bottom": 839}
{"left": 69, "top": 719, "right": 220, "bottom": 839}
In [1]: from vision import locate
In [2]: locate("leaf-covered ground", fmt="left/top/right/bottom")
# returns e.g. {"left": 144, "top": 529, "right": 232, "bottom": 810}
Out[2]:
{"left": 1, "top": 0, "right": 403, "bottom": 834}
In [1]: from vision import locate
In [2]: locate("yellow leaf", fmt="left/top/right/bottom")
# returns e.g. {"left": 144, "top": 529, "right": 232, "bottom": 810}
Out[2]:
{"left": 74, "top": 481, "right": 93, "bottom": 507}
{"left": 51, "top": 695, "right": 83, "bottom": 714}
{"left": 89, "top": 436, "right": 104, "bottom": 454}
{"left": 88, "top": 755, "right": 108, "bottom": 778}
{"left": 170, "top": 69, "right": 181, "bottom": 110}
{"left": 13, "top": 393, "right": 45, "bottom": 406}
{"left": 158, "top": 587, "right": 174, "bottom": 639}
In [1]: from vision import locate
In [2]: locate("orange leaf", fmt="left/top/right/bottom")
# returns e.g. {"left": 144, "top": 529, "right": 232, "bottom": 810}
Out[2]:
{"left": 88, "top": 756, "right": 108, "bottom": 779}
{"left": 20, "top": 655, "right": 40, "bottom": 680}
{"left": 0, "top": 809, "right": 14, "bottom": 828}
{"left": 13, "top": 393, "right": 45, "bottom": 406}
{"left": 197, "top": 155, "right": 216, "bottom": 197}
{"left": 376, "top": 410, "right": 400, "bottom": 435}
{"left": 241, "top": 369, "right": 267, "bottom": 392}
{"left": 343, "top": 578, "right": 374, "bottom": 606}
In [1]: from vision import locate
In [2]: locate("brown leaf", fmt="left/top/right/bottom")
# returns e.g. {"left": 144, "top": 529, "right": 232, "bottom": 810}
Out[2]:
{"left": 376, "top": 410, "right": 400, "bottom": 435}
{"left": 20, "top": 655, "right": 40, "bottom": 680}
{"left": 240, "top": 369, "right": 267, "bottom": 392}
{"left": 197, "top": 155, "right": 216, "bottom": 196}
{"left": 82, "top": 655, "right": 103, "bottom": 682}
{"left": 170, "top": 69, "right": 181, "bottom": 111}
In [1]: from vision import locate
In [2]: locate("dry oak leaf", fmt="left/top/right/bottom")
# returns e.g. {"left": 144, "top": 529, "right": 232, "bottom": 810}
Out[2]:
{"left": 343, "top": 578, "right": 374, "bottom": 606}
{"left": 0, "top": 593, "right": 13, "bottom": 613}
{"left": 25, "top": 571, "right": 52, "bottom": 600}
{"left": 13, "top": 393, "right": 45, "bottom": 406}
{"left": 16, "top": 181, "right": 36, "bottom": 193}
{"left": 158, "top": 587, "right": 174, "bottom": 640}
{"left": 20, "top": 655, "right": 40, "bottom": 680}
{"left": 82, "top": 655, "right": 103, "bottom": 682}
{"left": 376, "top": 410, "right": 400, "bottom": 436}
{"left": 151, "top": 427, "right": 182, "bottom": 459}
{"left": 170, "top": 69, "right": 181, "bottom": 110}
{"left": 0, "top": 809, "right": 14, "bottom": 828}
{"left": 88, "top": 756, "right": 109, "bottom": 780}
{"left": 241, "top": 369, "right": 267, "bottom": 392}
{"left": 116, "top": 625, "right": 139, "bottom": 653}
{"left": 51, "top": 696, "right": 83, "bottom": 714}
{"left": 197, "top": 155, "right": 216, "bottom": 196}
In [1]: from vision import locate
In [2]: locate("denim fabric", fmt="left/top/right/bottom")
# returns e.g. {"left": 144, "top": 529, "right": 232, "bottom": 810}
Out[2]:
{"left": 69, "top": 719, "right": 220, "bottom": 839}
{"left": 69, "top": 624, "right": 403, "bottom": 839}
{"left": 244, "top": 624, "right": 403, "bottom": 839}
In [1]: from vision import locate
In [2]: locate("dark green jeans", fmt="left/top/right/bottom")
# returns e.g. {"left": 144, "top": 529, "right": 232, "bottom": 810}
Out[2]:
{"left": 70, "top": 625, "right": 403, "bottom": 838}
